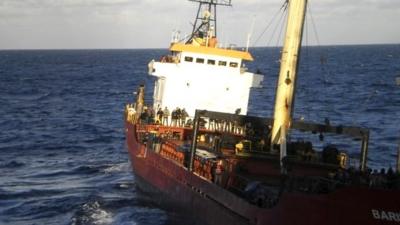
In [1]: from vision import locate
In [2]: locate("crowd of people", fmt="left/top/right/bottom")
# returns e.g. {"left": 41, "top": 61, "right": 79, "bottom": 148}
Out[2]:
{"left": 139, "top": 106, "right": 190, "bottom": 127}
{"left": 138, "top": 107, "right": 247, "bottom": 137}
{"left": 325, "top": 166, "right": 400, "bottom": 190}
{"left": 133, "top": 105, "right": 251, "bottom": 137}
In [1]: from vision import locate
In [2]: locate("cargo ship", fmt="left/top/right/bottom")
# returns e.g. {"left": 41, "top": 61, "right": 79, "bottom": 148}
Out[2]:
{"left": 124, "top": 0, "right": 400, "bottom": 224}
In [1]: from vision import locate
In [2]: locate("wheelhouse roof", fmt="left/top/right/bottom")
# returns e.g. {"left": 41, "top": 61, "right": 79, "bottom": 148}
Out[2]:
{"left": 170, "top": 43, "right": 254, "bottom": 61}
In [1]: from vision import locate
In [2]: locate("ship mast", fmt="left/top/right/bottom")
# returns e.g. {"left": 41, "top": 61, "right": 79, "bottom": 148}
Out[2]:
{"left": 186, "top": 0, "right": 232, "bottom": 44}
{"left": 271, "top": 0, "right": 308, "bottom": 146}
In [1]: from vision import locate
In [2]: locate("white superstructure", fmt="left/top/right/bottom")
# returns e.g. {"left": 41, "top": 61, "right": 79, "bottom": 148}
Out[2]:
{"left": 148, "top": 43, "right": 263, "bottom": 117}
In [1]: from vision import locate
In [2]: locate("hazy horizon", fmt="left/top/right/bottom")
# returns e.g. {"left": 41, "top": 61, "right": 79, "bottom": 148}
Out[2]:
{"left": 1, "top": 42, "right": 400, "bottom": 51}
{"left": 1, "top": 0, "right": 399, "bottom": 50}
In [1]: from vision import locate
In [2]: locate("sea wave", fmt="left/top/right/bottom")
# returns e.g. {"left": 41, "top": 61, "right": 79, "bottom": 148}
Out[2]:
{"left": 72, "top": 200, "right": 113, "bottom": 225}
{"left": 103, "top": 163, "right": 130, "bottom": 174}
{"left": 0, "top": 160, "right": 25, "bottom": 168}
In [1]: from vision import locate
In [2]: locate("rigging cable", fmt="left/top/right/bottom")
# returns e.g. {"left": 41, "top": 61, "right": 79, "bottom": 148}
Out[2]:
{"left": 273, "top": 7, "right": 288, "bottom": 48}
{"left": 307, "top": 2, "right": 335, "bottom": 123}
{"left": 266, "top": 4, "right": 288, "bottom": 48}
{"left": 308, "top": 3, "right": 321, "bottom": 47}
{"left": 252, "top": 1, "right": 289, "bottom": 47}
{"left": 302, "top": 8, "right": 311, "bottom": 120}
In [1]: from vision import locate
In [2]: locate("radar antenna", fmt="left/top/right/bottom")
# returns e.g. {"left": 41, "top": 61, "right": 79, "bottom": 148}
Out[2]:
{"left": 187, "top": 0, "right": 232, "bottom": 44}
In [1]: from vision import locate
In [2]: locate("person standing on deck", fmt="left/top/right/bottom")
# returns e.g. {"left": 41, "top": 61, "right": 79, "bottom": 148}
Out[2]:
{"left": 148, "top": 106, "right": 155, "bottom": 124}
{"left": 171, "top": 108, "right": 177, "bottom": 126}
{"left": 176, "top": 107, "right": 182, "bottom": 126}
{"left": 181, "top": 108, "right": 188, "bottom": 127}
{"left": 162, "top": 107, "right": 170, "bottom": 125}
{"left": 214, "top": 160, "right": 224, "bottom": 186}
{"left": 140, "top": 106, "right": 149, "bottom": 124}
{"left": 156, "top": 107, "right": 163, "bottom": 124}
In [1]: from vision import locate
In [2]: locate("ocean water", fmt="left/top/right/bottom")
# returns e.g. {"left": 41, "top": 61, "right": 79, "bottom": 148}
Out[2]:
{"left": 0, "top": 45, "right": 399, "bottom": 225}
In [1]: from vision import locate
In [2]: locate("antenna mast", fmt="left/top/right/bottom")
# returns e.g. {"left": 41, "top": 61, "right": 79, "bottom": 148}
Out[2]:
{"left": 187, "top": 0, "right": 232, "bottom": 44}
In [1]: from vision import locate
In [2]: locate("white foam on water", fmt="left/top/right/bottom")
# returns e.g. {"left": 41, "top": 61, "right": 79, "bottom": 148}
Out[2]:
{"left": 84, "top": 201, "right": 113, "bottom": 225}
{"left": 92, "top": 210, "right": 112, "bottom": 225}
{"left": 119, "top": 183, "right": 129, "bottom": 188}
{"left": 104, "top": 163, "right": 130, "bottom": 173}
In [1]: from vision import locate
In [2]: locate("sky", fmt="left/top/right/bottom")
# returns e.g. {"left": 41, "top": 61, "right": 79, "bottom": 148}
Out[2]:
{"left": 0, "top": 0, "right": 399, "bottom": 49}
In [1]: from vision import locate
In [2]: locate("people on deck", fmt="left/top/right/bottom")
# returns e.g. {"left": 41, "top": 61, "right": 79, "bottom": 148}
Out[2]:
{"left": 181, "top": 108, "right": 188, "bottom": 127}
{"left": 148, "top": 106, "right": 155, "bottom": 124}
{"left": 175, "top": 107, "right": 182, "bottom": 126}
{"left": 162, "top": 107, "right": 170, "bottom": 125}
{"left": 140, "top": 107, "right": 149, "bottom": 124}
{"left": 171, "top": 107, "right": 179, "bottom": 127}
{"left": 156, "top": 107, "right": 163, "bottom": 124}
{"left": 214, "top": 160, "right": 224, "bottom": 186}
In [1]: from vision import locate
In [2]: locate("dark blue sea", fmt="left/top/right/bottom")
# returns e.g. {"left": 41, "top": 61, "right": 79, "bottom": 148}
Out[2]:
{"left": 0, "top": 45, "right": 399, "bottom": 225}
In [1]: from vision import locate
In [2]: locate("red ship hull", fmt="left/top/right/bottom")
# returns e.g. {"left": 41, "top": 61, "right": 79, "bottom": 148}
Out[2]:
{"left": 126, "top": 121, "right": 400, "bottom": 225}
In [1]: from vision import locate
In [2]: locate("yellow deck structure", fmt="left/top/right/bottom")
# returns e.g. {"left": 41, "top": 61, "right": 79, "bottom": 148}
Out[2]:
{"left": 170, "top": 43, "right": 254, "bottom": 61}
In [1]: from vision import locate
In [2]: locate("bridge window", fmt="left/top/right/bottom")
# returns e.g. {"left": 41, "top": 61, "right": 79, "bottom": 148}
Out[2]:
{"left": 207, "top": 59, "right": 216, "bottom": 65}
{"left": 218, "top": 61, "right": 227, "bottom": 66}
{"left": 184, "top": 56, "right": 193, "bottom": 62}
{"left": 230, "top": 62, "right": 238, "bottom": 68}
{"left": 196, "top": 58, "right": 205, "bottom": 64}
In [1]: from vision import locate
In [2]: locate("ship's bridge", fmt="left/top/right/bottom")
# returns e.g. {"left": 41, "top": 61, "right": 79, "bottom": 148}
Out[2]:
{"left": 171, "top": 43, "right": 253, "bottom": 61}
{"left": 148, "top": 42, "right": 263, "bottom": 117}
